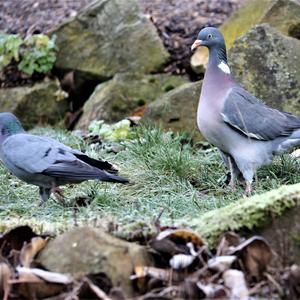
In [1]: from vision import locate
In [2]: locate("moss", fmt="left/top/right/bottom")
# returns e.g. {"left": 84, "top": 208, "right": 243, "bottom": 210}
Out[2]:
{"left": 77, "top": 73, "right": 188, "bottom": 128}
{"left": 187, "top": 183, "right": 300, "bottom": 247}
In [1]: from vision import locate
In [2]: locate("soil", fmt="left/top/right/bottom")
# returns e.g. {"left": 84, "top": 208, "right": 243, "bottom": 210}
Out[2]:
{"left": 0, "top": 0, "right": 245, "bottom": 84}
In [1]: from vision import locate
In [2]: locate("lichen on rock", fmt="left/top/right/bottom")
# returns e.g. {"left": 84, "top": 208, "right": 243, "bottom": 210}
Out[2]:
{"left": 187, "top": 183, "right": 300, "bottom": 248}
{"left": 142, "top": 81, "right": 203, "bottom": 140}
{"left": 0, "top": 79, "right": 68, "bottom": 129}
{"left": 229, "top": 24, "right": 300, "bottom": 114}
{"left": 77, "top": 73, "right": 188, "bottom": 129}
{"left": 191, "top": 0, "right": 300, "bottom": 73}
{"left": 52, "top": 0, "right": 169, "bottom": 78}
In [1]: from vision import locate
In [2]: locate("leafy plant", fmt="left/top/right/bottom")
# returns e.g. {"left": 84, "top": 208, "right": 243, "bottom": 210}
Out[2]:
{"left": 18, "top": 34, "right": 57, "bottom": 75}
{"left": 88, "top": 119, "right": 134, "bottom": 141}
{"left": 0, "top": 33, "right": 23, "bottom": 69}
{"left": 0, "top": 32, "right": 57, "bottom": 75}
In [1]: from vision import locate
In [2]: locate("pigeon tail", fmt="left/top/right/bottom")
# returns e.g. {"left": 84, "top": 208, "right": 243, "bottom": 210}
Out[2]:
{"left": 99, "top": 172, "right": 129, "bottom": 184}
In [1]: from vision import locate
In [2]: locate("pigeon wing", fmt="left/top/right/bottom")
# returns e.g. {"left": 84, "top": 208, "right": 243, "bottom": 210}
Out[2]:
{"left": 1, "top": 134, "right": 124, "bottom": 182}
{"left": 221, "top": 87, "right": 300, "bottom": 141}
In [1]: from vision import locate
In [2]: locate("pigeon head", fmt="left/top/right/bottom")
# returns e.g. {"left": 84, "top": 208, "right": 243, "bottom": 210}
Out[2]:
{"left": 0, "top": 112, "right": 24, "bottom": 139}
{"left": 191, "top": 27, "right": 226, "bottom": 51}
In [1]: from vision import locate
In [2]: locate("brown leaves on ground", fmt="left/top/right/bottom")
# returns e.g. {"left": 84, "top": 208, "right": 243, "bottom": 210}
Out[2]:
{"left": 0, "top": 224, "right": 298, "bottom": 299}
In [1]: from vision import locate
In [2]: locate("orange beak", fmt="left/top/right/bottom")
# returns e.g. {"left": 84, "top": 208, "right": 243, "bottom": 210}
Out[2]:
{"left": 191, "top": 39, "right": 202, "bottom": 51}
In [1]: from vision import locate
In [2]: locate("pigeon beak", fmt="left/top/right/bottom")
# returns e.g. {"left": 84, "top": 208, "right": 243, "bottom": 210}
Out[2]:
{"left": 191, "top": 39, "right": 202, "bottom": 51}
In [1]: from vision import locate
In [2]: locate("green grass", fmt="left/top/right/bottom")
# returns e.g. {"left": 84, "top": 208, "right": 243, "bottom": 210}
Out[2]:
{"left": 1, "top": 126, "right": 300, "bottom": 232}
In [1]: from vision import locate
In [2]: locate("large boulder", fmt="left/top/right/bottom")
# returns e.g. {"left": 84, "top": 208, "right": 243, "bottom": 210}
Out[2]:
{"left": 229, "top": 24, "right": 300, "bottom": 113}
{"left": 53, "top": 0, "right": 169, "bottom": 79}
{"left": 76, "top": 73, "right": 188, "bottom": 129}
{"left": 142, "top": 81, "right": 202, "bottom": 140}
{"left": 191, "top": 0, "right": 300, "bottom": 73}
{"left": 38, "top": 227, "right": 153, "bottom": 296}
{"left": 0, "top": 79, "right": 68, "bottom": 129}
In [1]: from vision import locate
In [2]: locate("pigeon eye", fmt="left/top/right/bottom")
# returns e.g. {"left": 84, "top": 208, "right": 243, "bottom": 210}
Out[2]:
{"left": 207, "top": 34, "right": 213, "bottom": 39}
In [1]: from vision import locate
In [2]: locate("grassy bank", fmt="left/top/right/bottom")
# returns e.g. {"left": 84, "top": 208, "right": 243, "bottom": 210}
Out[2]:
{"left": 0, "top": 126, "right": 299, "bottom": 232}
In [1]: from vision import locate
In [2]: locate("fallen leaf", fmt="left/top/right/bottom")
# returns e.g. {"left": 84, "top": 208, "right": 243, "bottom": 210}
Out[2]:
{"left": 208, "top": 255, "right": 237, "bottom": 273}
{"left": 84, "top": 277, "right": 113, "bottom": 300}
{"left": 230, "top": 236, "right": 273, "bottom": 280}
{"left": 223, "top": 269, "right": 249, "bottom": 300}
{"left": 20, "top": 236, "right": 49, "bottom": 267}
{"left": 16, "top": 266, "right": 73, "bottom": 284}
{"left": 131, "top": 266, "right": 171, "bottom": 282}
{"left": 169, "top": 254, "right": 195, "bottom": 269}
{"left": 156, "top": 229, "right": 205, "bottom": 247}
{"left": 197, "top": 282, "right": 228, "bottom": 299}
{"left": 216, "top": 232, "right": 242, "bottom": 256}
{"left": 0, "top": 226, "right": 39, "bottom": 255}
{"left": 0, "top": 262, "right": 11, "bottom": 300}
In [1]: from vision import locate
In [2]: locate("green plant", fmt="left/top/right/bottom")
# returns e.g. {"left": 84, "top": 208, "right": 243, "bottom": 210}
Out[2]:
{"left": 0, "top": 32, "right": 57, "bottom": 75}
{"left": 18, "top": 34, "right": 57, "bottom": 75}
{"left": 0, "top": 33, "right": 23, "bottom": 69}
{"left": 88, "top": 119, "right": 134, "bottom": 141}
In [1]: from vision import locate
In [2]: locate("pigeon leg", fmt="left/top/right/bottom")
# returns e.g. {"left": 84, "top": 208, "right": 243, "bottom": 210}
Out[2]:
{"left": 51, "top": 185, "right": 65, "bottom": 201}
{"left": 219, "top": 151, "right": 242, "bottom": 191}
{"left": 244, "top": 181, "right": 252, "bottom": 197}
{"left": 228, "top": 157, "right": 236, "bottom": 190}
{"left": 39, "top": 187, "right": 51, "bottom": 206}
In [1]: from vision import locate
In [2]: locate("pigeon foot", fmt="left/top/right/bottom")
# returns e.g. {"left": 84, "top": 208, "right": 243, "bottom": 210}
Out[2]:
{"left": 51, "top": 186, "right": 65, "bottom": 201}
{"left": 243, "top": 182, "right": 252, "bottom": 197}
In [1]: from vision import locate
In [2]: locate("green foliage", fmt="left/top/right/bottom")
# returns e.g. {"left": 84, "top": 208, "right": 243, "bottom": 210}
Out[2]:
{"left": 88, "top": 119, "right": 134, "bottom": 141}
{"left": 0, "top": 33, "right": 23, "bottom": 69}
{"left": 0, "top": 32, "right": 57, "bottom": 75}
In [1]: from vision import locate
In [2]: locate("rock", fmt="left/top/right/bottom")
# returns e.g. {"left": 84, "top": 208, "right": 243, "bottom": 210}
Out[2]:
{"left": 187, "top": 182, "right": 300, "bottom": 264}
{"left": 142, "top": 81, "right": 203, "bottom": 140}
{"left": 229, "top": 24, "right": 300, "bottom": 114}
{"left": 53, "top": 0, "right": 169, "bottom": 78}
{"left": 76, "top": 73, "right": 188, "bottom": 129}
{"left": 191, "top": 0, "right": 300, "bottom": 73}
{"left": 38, "top": 227, "right": 153, "bottom": 296}
{"left": 0, "top": 79, "right": 68, "bottom": 129}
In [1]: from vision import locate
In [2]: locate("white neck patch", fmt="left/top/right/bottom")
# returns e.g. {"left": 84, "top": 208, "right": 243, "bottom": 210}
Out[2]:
{"left": 218, "top": 61, "right": 230, "bottom": 74}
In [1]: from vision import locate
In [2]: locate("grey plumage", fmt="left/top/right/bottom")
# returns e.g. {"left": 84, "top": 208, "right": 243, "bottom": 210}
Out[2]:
{"left": 0, "top": 112, "right": 128, "bottom": 204}
{"left": 192, "top": 27, "right": 300, "bottom": 195}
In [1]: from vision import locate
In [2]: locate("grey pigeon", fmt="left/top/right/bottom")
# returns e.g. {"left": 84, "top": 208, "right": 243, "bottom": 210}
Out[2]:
{"left": 0, "top": 112, "right": 128, "bottom": 204}
{"left": 191, "top": 27, "right": 300, "bottom": 195}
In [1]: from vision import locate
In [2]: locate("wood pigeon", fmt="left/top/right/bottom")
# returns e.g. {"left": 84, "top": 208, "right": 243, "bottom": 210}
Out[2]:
{"left": 192, "top": 27, "right": 300, "bottom": 195}
{"left": 0, "top": 112, "right": 128, "bottom": 204}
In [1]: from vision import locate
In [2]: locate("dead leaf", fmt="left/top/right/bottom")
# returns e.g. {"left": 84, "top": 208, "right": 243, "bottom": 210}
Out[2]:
{"left": 0, "top": 262, "right": 11, "bottom": 300}
{"left": 208, "top": 255, "right": 237, "bottom": 273}
{"left": 156, "top": 229, "right": 205, "bottom": 247}
{"left": 16, "top": 266, "right": 73, "bottom": 284}
{"left": 230, "top": 236, "right": 273, "bottom": 280}
{"left": 149, "top": 238, "right": 184, "bottom": 256}
{"left": 84, "top": 277, "right": 113, "bottom": 300}
{"left": 216, "top": 232, "right": 242, "bottom": 256}
{"left": 223, "top": 269, "right": 249, "bottom": 300}
{"left": 169, "top": 254, "right": 195, "bottom": 269}
{"left": 131, "top": 266, "right": 171, "bottom": 282}
{"left": 20, "top": 236, "right": 49, "bottom": 267}
{"left": 197, "top": 282, "right": 228, "bottom": 299}
{"left": 0, "top": 225, "right": 39, "bottom": 255}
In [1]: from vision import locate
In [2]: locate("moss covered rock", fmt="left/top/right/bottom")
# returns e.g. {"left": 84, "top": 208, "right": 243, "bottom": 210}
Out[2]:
{"left": 76, "top": 73, "right": 188, "bottom": 129}
{"left": 38, "top": 227, "right": 152, "bottom": 296}
{"left": 229, "top": 24, "right": 300, "bottom": 113}
{"left": 53, "top": 0, "right": 169, "bottom": 79}
{"left": 191, "top": 0, "right": 300, "bottom": 73}
{"left": 187, "top": 183, "right": 300, "bottom": 264}
{"left": 0, "top": 79, "right": 68, "bottom": 129}
{"left": 142, "top": 81, "right": 203, "bottom": 140}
